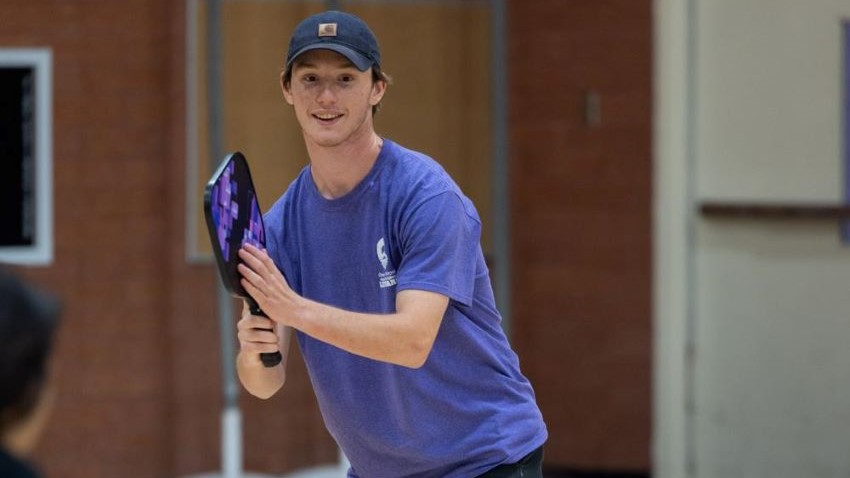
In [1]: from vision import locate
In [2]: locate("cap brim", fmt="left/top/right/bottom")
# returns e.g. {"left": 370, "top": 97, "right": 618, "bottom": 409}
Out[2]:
{"left": 287, "top": 43, "right": 373, "bottom": 71}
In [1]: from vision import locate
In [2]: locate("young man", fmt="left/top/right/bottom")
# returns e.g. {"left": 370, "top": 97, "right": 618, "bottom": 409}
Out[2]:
{"left": 0, "top": 270, "right": 61, "bottom": 478}
{"left": 236, "top": 10, "right": 547, "bottom": 477}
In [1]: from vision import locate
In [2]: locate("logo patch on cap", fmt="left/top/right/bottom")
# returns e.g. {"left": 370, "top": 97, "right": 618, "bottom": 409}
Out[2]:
{"left": 318, "top": 23, "right": 337, "bottom": 37}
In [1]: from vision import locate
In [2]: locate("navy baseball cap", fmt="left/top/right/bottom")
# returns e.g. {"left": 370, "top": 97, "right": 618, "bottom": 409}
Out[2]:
{"left": 285, "top": 10, "right": 381, "bottom": 72}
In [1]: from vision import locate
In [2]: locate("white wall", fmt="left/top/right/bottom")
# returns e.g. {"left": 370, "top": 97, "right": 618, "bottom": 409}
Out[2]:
{"left": 698, "top": 0, "right": 847, "bottom": 202}
{"left": 655, "top": 1, "right": 850, "bottom": 477}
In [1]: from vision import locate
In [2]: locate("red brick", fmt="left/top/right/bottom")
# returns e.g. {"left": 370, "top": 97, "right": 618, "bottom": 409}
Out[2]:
{"left": 509, "top": 0, "right": 653, "bottom": 470}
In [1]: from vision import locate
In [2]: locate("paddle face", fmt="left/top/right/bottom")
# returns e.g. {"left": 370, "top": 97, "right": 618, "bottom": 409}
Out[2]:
{"left": 204, "top": 152, "right": 266, "bottom": 299}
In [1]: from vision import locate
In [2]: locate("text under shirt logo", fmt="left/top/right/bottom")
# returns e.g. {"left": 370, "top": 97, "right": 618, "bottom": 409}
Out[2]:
{"left": 376, "top": 237, "right": 397, "bottom": 288}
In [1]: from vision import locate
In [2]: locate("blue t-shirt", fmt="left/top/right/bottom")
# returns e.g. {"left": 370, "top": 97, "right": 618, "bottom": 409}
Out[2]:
{"left": 264, "top": 139, "right": 547, "bottom": 478}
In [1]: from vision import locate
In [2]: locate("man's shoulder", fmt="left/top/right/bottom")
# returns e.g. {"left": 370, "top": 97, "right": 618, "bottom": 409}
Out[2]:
{"left": 384, "top": 140, "right": 442, "bottom": 172}
{"left": 382, "top": 140, "right": 456, "bottom": 195}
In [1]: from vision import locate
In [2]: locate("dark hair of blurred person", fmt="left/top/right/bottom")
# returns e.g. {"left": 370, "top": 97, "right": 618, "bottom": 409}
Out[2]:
{"left": 0, "top": 269, "right": 61, "bottom": 478}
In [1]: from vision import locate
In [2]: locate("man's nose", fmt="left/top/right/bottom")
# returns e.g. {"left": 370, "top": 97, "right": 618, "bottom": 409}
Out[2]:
{"left": 316, "top": 82, "right": 336, "bottom": 104}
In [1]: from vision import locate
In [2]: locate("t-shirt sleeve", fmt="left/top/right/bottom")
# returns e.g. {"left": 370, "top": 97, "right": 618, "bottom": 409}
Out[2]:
{"left": 396, "top": 191, "right": 481, "bottom": 306}
{"left": 263, "top": 194, "right": 298, "bottom": 293}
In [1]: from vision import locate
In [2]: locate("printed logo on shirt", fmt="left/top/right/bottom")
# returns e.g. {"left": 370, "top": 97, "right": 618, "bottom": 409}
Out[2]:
{"left": 376, "top": 237, "right": 397, "bottom": 288}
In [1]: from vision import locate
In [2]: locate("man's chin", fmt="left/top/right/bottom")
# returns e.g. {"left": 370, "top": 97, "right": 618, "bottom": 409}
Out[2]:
{"left": 309, "top": 136, "right": 346, "bottom": 148}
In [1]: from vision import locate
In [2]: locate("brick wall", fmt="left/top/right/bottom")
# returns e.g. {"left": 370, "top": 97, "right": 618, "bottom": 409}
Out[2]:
{"left": 2, "top": 1, "right": 331, "bottom": 476}
{"left": 5, "top": 1, "right": 179, "bottom": 476}
{"left": 508, "top": 0, "right": 653, "bottom": 471}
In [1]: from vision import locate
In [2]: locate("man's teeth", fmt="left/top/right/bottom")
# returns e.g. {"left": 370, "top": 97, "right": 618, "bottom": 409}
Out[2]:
{"left": 315, "top": 113, "right": 341, "bottom": 120}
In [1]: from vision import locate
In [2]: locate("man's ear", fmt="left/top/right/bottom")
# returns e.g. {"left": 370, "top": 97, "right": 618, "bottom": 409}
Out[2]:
{"left": 370, "top": 79, "right": 387, "bottom": 107}
{"left": 280, "top": 71, "right": 294, "bottom": 106}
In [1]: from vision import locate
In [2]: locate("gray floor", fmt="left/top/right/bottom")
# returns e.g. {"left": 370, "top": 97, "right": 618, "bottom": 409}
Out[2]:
{"left": 180, "top": 464, "right": 346, "bottom": 478}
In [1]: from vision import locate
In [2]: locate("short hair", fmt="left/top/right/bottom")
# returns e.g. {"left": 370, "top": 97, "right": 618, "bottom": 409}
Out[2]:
{"left": 0, "top": 270, "right": 61, "bottom": 434}
{"left": 282, "top": 62, "right": 392, "bottom": 115}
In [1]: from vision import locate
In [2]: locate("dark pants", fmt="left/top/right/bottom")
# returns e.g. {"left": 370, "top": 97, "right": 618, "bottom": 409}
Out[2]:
{"left": 475, "top": 446, "right": 544, "bottom": 478}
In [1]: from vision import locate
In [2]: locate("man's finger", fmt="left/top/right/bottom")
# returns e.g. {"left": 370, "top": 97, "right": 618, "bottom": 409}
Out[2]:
{"left": 241, "top": 244, "right": 265, "bottom": 265}
{"left": 241, "top": 342, "right": 280, "bottom": 354}
{"left": 239, "top": 315, "right": 274, "bottom": 329}
{"left": 238, "top": 247, "right": 266, "bottom": 274}
{"left": 259, "top": 249, "right": 277, "bottom": 269}
{"left": 238, "top": 263, "right": 267, "bottom": 288}
{"left": 241, "top": 278, "right": 266, "bottom": 302}
{"left": 238, "top": 328, "right": 278, "bottom": 344}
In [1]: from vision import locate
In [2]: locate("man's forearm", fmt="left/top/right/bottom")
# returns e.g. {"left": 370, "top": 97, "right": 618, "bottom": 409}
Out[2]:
{"left": 236, "top": 246, "right": 448, "bottom": 369}
{"left": 290, "top": 290, "right": 448, "bottom": 369}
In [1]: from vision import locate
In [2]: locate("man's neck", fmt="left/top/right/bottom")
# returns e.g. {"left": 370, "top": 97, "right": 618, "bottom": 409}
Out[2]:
{"left": 306, "top": 132, "right": 383, "bottom": 200}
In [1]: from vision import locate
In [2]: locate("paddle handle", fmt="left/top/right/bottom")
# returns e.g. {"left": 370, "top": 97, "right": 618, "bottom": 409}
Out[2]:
{"left": 249, "top": 301, "right": 282, "bottom": 368}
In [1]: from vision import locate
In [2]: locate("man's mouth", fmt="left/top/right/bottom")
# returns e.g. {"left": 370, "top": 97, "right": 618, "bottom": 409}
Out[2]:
{"left": 313, "top": 112, "right": 343, "bottom": 123}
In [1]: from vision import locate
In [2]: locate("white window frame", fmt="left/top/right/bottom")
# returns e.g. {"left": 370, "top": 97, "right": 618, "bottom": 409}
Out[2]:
{"left": 0, "top": 48, "right": 53, "bottom": 265}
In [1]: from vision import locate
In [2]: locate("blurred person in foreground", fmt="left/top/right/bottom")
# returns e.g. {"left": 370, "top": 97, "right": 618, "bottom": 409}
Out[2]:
{"left": 234, "top": 10, "right": 547, "bottom": 478}
{"left": 0, "top": 270, "right": 61, "bottom": 478}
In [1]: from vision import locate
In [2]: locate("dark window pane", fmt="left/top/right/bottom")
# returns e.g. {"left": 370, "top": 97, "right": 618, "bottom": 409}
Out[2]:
{"left": 0, "top": 68, "right": 35, "bottom": 247}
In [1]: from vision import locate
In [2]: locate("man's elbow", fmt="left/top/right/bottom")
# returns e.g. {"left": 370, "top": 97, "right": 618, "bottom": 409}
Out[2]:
{"left": 250, "top": 388, "right": 278, "bottom": 400}
{"left": 401, "top": 336, "right": 435, "bottom": 369}
{"left": 244, "top": 373, "right": 286, "bottom": 399}
{"left": 247, "top": 380, "right": 284, "bottom": 400}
